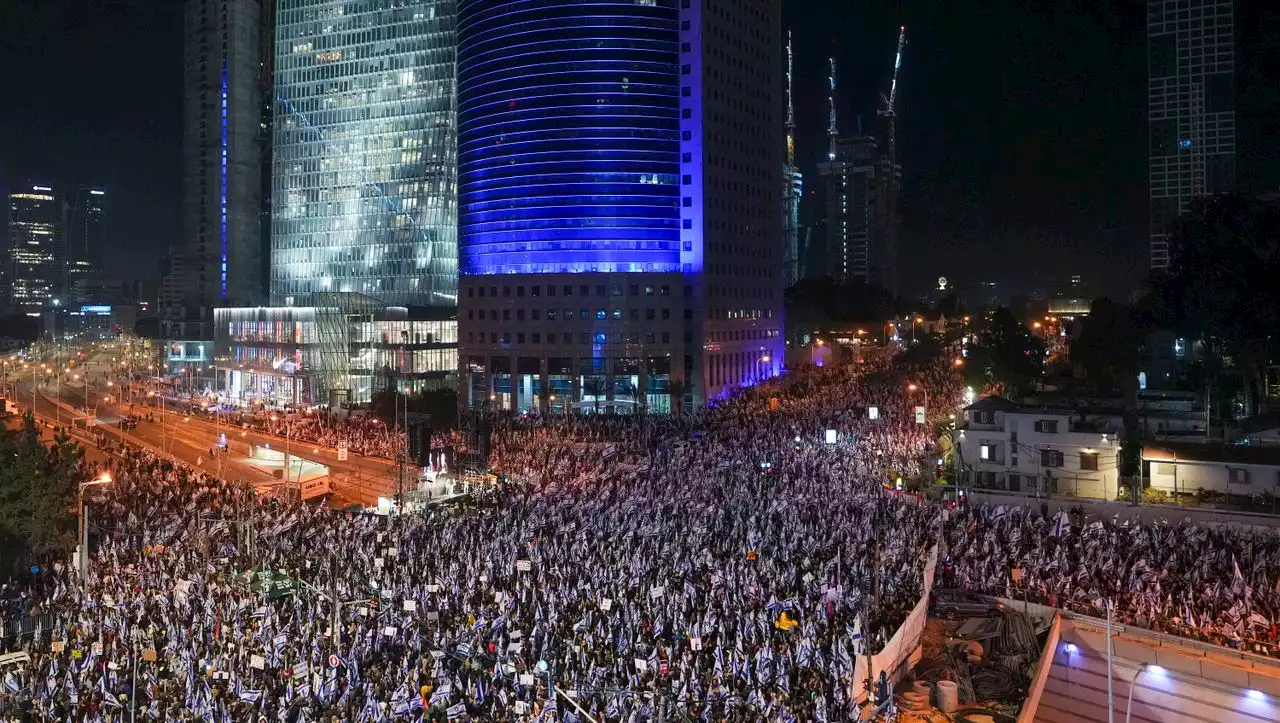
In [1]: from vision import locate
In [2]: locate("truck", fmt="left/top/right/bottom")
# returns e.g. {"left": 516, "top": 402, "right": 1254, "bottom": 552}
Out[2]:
{"left": 0, "top": 398, "right": 19, "bottom": 417}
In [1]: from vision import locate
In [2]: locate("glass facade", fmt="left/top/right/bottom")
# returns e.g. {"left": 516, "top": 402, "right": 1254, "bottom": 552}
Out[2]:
{"left": 456, "top": 0, "right": 682, "bottom": 275}
{"left": 7, "top": 187, "right": 61, "bottom": 309}
{"left": 271, "top": 0, "right": 458, "bottom": 306}
{"left": 216, "top": 303, "right": 457, "bottom": 406}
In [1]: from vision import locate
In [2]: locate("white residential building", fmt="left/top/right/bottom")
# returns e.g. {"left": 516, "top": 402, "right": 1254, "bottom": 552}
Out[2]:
{"left": 958, "top": 397, "right": 1121, "bottom": 499}
{"left": 1144, "top": 442, "right": 1280, "bottom": 498}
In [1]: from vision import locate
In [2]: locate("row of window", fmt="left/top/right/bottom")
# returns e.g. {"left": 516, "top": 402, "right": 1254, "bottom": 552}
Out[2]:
{"left": 467, "top": 331, "right": 676, "bottom": 346}
{"left": 977, "top": 444, "right": 1100, "bottom": 471}
{"left": 466, "top": 282, "right": 681, "bottom": 299}
{"left": 468, "top": 307, "right": 679, "bottom": 322}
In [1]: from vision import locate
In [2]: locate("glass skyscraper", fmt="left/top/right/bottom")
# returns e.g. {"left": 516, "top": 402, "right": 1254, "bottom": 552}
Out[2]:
{"left": 7, "top": 185, "right": 62, "bottom": 310}
{"left": 270, "top": 0, "right": 458, "bottom": 307}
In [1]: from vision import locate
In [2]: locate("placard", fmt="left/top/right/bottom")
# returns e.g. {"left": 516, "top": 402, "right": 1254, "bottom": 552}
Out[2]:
{"left": 519, "top": 673, "right": 535, "bottom": 687}
{"left": 403, "top": 600, "right": 417, "bottom": 612}
{"left": 600, "top": 598, "right": 612, "bottom": 612}
{"left": 516, "top": 560, "right": 532, "bottom": 572}
{"left": 634, "top": 658, "right": 647, "bottom": 672}
{"left": 691, "top": 637, "right": 702, "bottom": 651}
{"left": 250, "top": 655, "right": 265, "bottom": 670}
{"left": 382, "top": 626, "right": 397, "bottom": 637}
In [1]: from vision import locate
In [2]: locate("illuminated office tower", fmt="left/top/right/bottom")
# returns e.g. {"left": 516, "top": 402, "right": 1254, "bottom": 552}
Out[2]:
{"left": 66, "top": 187, "right": 106, "bottom": 268}
{"left": 269, "top": 0, "right": 458, "bottom": 307}
{"left": 457, "top": 0, "right": 784, "bottom": 412}
{"left": 7, "top": 184, "right": 62, "bottom": 310}
{"left": 1148, "top": 0, "right": 1235, "bottom": 270}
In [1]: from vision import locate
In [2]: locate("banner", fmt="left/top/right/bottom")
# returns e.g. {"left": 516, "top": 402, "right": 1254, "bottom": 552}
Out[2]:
{"left": 852, "top": 545, "right": 938, "bottom": 703}
{"left": 301, "top": 476, "right": 331, "bottom": 501}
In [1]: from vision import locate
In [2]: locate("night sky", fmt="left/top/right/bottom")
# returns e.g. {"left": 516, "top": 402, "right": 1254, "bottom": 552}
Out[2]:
{"left": 2, "top": 0, "right": 1276, "bottom": 299}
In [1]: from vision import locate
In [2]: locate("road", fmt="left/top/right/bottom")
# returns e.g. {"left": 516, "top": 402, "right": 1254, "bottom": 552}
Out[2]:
{"left": 9, "top": 354, "right": 410, "bottom": 507}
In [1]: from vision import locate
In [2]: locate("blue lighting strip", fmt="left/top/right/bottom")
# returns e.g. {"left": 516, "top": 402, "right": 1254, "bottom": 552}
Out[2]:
{"left": 456, "top": 0, "right": 683, "bottom": 276}
{"left": 220, "top": 60, "right": 229, "bottom": 301}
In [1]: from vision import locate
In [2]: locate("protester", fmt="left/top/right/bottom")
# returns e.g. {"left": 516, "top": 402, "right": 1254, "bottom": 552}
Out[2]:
{"left": 2, "top": 347, "right": 1274, "bottom": 722}
{"left": 942, "top": 504, "right": 1280, "bottom": 656}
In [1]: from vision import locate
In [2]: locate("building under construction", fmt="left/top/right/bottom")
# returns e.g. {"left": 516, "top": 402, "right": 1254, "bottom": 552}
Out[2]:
{"left": 811, "top": 28, "right": 905, "bottom": 297}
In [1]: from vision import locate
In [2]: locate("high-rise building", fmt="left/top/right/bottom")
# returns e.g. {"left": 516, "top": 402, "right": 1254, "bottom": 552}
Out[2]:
{"left": 782, "top": 30, "right": 803, "bottom": 288}
{"left": 1148, "top": 0, "right": 1235, "bottom": 270}
{"left": 816, "top": 134, "right": 900, "bottom": 292}
{"left": 7, "top": 184, "right": 62, "bottom": 310}
{"left": 456, "top": 0, "right": 784, "bottom": 412}
{"left": 179, "top": 0, "right": 266, "bottom": 312}
{"left": 269, "top": 0, "right": 458, "bottom": 308}
{"left": 66, "top": 187, "right": 106, "bottom": 268}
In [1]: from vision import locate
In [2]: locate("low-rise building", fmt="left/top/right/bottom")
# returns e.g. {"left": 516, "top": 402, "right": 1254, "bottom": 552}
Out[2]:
{"left": 1143, "top": 442, "right": 1280, "bottom": 498}
{"left": 958, "top": 396, "right": 1121, "bottom": 498}
{"left": 214, "top": 293, "right": 456, "bottom": 408}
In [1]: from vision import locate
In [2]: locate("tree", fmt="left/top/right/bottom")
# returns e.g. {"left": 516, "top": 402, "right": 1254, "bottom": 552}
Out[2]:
{"left": 1154, "top": 194, "right": 1280, "bottom": 416}
{"left": 785, "top": 277, "right": 898, "bottom": 329}
{"left": 1071, "top": 298, "right": 1145, "bottom": 476}
{"left": 0, "top": 413, "right": 86, "bottom": 570}
{"left": 667, "top": 377, "right": 687, "bottom": 416}
{"left": 964, "top": 307, "right": 1045, "bottom": 400}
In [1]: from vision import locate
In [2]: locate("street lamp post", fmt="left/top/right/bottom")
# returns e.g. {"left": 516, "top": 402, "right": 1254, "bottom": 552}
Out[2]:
{"left": 907, "top": 383, "right": 929, "bottom": 418}
{"left": 78, "top": 472, "right": 113, "bottom": 578}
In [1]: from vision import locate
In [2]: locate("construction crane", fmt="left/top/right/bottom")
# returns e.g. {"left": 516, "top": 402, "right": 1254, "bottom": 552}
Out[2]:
{"left": 877, "top": 26, "right": 907, "bottom": 169}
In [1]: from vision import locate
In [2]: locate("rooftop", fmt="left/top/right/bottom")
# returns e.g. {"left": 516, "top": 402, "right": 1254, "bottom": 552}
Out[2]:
{"left": 1144, "top": 441, "right": 1280, "bottom": 467}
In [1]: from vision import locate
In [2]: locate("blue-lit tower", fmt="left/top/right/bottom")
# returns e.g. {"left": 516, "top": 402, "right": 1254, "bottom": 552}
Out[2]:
{"left": 457, "top": 0, "right": 784, "bottom": 412}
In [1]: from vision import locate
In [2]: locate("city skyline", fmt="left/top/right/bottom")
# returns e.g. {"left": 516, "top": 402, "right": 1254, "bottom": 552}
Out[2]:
{"left": 2, "top": 1, "right": 1279, "bottom": 300}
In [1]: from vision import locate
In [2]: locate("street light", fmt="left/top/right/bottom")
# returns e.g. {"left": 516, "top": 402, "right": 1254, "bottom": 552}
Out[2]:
{"left": 907, "top": 383, "right": 930, "bottom": 419}
{"left": 78, "top": 472, "right": 112, "bottom": 578}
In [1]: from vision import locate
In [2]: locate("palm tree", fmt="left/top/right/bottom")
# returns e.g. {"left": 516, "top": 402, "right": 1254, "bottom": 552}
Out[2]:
{"left": 583, "top": 377, "right": 605, "bottom": 414}
{"left": 667, "top": 377, "right": 687, "bottom": 416}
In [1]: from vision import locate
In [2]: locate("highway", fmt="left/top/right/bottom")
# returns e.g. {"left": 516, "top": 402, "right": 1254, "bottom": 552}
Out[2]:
{"left": 7, "top": 353, "right": 411, "bottom": 507}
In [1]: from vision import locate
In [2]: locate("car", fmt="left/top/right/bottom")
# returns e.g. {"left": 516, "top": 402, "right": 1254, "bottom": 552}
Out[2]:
{"left": 930, "top": 589, "right": 1002, "bottom": 620}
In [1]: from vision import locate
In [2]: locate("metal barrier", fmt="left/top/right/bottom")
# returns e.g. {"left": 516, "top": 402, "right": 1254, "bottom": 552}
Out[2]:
{"left": 2, "top": 613, "right": 55, "bottom": 642}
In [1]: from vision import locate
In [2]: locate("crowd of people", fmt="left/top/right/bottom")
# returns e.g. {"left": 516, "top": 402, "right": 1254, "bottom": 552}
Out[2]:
{"left": 1, "top": 345, "right": 1278, "bottom": 722}
{"left": 238, "top": 411, "right": 403, "bottom": 460}
{"left": 942, "top": 503, "right": 1280, "bottom": 656}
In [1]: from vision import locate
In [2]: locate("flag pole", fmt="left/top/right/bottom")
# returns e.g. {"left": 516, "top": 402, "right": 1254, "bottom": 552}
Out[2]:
{"left": 1106, "top": 598, "right": 1115, "bottom": 723}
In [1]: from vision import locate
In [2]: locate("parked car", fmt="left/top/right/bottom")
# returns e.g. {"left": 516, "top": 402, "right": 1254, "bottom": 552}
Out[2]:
{"left": 931, "top": 589, "right": 1002, "bottom": 619}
